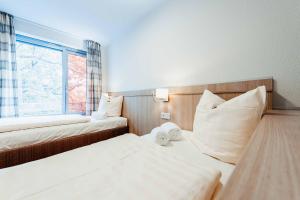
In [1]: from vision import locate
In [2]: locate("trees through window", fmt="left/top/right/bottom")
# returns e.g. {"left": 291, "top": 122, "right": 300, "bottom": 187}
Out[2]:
{"left": 16, "top": 35, "right": 87, "bottom": 116}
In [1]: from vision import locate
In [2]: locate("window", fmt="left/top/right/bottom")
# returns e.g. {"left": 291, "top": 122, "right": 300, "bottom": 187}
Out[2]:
{"left": 16, "top": 42, "right": 63, "bottom": 116}
{"left": 16, "top": 35, "right": 87, "bottom": 116}
{"left": 67, "top": 54, "right": 87, "bottom": 113}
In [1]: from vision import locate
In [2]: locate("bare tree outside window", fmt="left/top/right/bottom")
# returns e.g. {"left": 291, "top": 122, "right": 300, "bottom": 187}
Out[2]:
{"left": 16, "top": 42, "right": 63, "bottom": 116}
{"left": 16, "top": 38, "right": 87, "bottom": 116}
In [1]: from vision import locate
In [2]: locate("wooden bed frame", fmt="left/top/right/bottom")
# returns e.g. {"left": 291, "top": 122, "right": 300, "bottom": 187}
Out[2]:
{"left": 111, "top": 78, "right": 273, "bottom": 135}
{"left": 0, "top": 126, "right": 129, "bottom": 169}
{"left": 219, "top": 110, "right": 300, "bottom": 200}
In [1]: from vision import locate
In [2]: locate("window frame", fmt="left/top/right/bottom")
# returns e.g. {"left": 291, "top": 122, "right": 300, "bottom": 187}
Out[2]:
{"left": 16, "top": 34, "right": 87, "bottom": 115}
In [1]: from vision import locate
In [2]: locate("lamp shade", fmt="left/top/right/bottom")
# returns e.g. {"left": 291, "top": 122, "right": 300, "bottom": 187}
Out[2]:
{"left": 155, "top": 88, "right": 169, "bottom": 101}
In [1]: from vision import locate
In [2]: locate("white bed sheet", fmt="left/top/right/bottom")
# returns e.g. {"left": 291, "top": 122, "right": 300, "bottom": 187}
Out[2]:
{"left": 142, "top": 130, "right": 235, "bottom": 188}
{"left": 0, "top": 114, "right": 90, "bottom": 133}
{"left": 0, "top": 117, "right": 127, "bottom": 152}
{"left": 0, "top": 134, "right": 221, "bottom": 200}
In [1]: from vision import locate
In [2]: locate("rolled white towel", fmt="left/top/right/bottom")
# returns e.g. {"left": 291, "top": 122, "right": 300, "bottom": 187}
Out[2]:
{"left": 151, "top": 127, "right": 170, "bottom": 146}
{"left": 160, "top": 122, "right": 182, "bottom": 141}
{"left": 91, "top": 111, "right": 107, "bottom": 120}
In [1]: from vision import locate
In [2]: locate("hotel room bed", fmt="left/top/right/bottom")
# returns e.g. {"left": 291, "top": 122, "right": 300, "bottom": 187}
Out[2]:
{"left": 0, "top": 116, "right": 127, "bottom": 151}
{"left": 0, "top": 133, "right": 225, "bottom": 200}
{"left": 0, "top": 115, "right": 128, "bottom": 168}
{"left": 0, "top": 79, "right": 274, "bottom": 199}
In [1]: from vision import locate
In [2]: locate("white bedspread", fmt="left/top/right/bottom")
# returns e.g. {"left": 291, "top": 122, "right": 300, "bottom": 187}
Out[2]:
{"left": 0, "top": 117, "right": 127, "bottom": 152}
{"left": 0, "top": 134, "right": 221, "bottom": 200}
{"left": 142, "top": 130, "right": 234, "bottom": 185}
{"left": 0, "top": 115, "right": 90, "bottom": 133}
{"left": 142, "top": 130, "right": 235, "bottom": 199}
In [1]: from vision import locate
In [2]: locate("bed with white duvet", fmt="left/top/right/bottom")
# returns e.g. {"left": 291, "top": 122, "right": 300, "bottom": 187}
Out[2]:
{"left": 0, "top": 133, "right": 221, "bottom": 200}
{"left": 0, "top": 115, "right": 127, "bottom": 152}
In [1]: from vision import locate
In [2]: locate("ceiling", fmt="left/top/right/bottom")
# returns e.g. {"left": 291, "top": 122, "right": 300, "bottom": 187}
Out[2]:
{"left": 0, "top": 0, "right": 168, "bottom": 45}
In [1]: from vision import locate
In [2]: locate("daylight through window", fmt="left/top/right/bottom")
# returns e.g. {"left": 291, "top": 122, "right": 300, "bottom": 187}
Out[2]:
{"left": 16, "top": 35, "right": 87, "bottom": 116}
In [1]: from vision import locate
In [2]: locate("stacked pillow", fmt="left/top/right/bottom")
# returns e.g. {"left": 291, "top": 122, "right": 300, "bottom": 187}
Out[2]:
{"left": 91, "top": 95, "right": 123, "bottom": 120}
{"left": 191, "top": 86, "right": 266, "bottom": 164}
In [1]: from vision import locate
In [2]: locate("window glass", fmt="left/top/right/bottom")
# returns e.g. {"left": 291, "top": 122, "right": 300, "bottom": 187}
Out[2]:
{"left": 16, "top": 42, "right": 63, "bottom": 116}
{"left": 15, "top": 35, "right": 87, "bottom": 117}
{"left": 67, "top": 54, "right": 87, "bottom": 113}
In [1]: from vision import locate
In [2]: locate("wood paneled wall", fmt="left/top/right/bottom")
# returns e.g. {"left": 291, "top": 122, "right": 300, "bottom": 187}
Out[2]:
{"left": 110, "top": 79, "right": 273, "bottom": 135}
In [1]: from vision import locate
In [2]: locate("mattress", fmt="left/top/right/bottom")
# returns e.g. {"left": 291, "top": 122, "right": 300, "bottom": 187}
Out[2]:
{"left": 0, "top": 114, "right": 90, "bottom": 133}
{"left": 0, "top": 134, "right": 221, "bottom": 200}
{"left": 142, "top": 130, "right": 235, "bottom": 196}
{"left": 0, "top": 117, "right": 127, "bottom": 152}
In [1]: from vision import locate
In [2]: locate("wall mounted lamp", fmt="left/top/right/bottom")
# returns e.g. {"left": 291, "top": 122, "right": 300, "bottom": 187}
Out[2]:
{"left": 153, "top": 88, "right": 169, "bottom": 102}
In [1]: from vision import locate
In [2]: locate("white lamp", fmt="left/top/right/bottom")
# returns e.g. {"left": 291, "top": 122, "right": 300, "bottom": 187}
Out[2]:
{"left": 155, "top": 88, "right": 169, "bottom": 102}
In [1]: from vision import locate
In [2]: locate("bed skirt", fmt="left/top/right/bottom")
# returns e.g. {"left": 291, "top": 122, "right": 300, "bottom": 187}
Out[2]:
{"left": 0, "top": 126, "right": 129, "bottom": 169}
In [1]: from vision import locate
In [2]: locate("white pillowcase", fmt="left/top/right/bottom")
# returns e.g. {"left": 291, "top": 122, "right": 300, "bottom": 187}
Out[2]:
{"left": 98, "top": 95, "right": 123, "bottom": 117}
{"left": 192, "top": 86, "right": 266, "bottom": 164}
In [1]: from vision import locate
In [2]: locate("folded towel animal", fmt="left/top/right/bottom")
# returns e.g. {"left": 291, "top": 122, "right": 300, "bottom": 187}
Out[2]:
{"left": 160, "top": 122, "right": 182, "bottom": 141}
{"left": 150, "top": 127, "right": 170, "bottom": 146}
{"left": 91, "top": 111, "right": 107, "bottom": 120}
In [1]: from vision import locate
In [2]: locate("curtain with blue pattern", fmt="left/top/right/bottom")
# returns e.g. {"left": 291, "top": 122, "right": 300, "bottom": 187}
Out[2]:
{"left": 0, "top": 11, "right": 18, "bottom": 118}
{"left": 85, "top": 40, "right": 102, "bottom": 115}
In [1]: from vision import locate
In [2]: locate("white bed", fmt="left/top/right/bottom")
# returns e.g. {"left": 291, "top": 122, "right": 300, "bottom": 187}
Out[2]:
{"left": 142, "top": 130, "right": 235, "bottom": 198}
{"left": 0, "top": 133, "right": 222, "bottom": 200}
{"left": 0, "top": 116, "right": 127, "bottom": 152}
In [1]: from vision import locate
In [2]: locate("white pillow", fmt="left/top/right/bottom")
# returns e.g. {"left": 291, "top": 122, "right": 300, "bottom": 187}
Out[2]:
{"left": 98, "top": 95, "right": 123, "bottom": 117}
{"left": 192, "top": 86, "right": 266, "bottom": 164}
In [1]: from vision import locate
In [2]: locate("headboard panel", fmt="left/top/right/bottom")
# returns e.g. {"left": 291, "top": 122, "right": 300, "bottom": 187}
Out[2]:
{"left": 110, "top": 78, "right": 273, "bottom": 135}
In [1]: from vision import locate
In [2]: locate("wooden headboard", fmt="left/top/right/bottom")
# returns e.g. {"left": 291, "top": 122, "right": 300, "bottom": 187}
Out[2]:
{"left": 110, "top": 78, "right": 273, "bottom": 135}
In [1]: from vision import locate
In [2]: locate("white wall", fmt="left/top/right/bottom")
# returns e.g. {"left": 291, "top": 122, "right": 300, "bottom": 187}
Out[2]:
{"left": 107, "top": 0, "right": 300, "bottom": 109}
{"left": 14, "top": 17, "right": 109, "bottom": 92}
{"left": 14, "top": 17, "right": 84, "bottom": 50}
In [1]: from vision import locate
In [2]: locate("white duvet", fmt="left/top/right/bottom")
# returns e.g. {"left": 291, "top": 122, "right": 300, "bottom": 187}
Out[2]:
{"left": 0, "top": 117, "right": 127, "bottom": 152}
{"left": 0, "top": 114, "right": 90, "bottom": 133}
{"left": 0, "top": 134, "right": 221, "bottom": 200}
